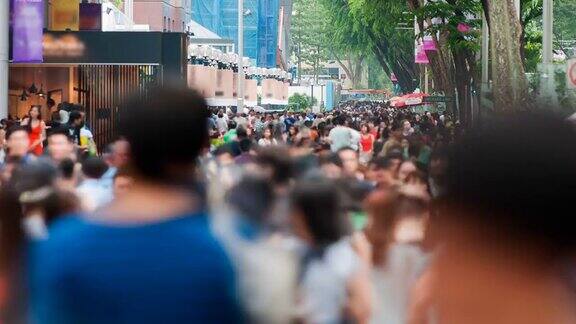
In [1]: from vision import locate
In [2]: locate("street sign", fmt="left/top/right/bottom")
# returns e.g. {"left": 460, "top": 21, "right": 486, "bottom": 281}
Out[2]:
{"left": 567, "top": 59, "right": 576, "bottom": 90}
{"left": 423, "top": 96, "right": 455, "bottom": 103}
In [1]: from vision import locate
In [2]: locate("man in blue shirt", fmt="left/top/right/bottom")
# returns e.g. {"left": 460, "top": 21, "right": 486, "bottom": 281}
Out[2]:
{"left": 31, "top": 87, "right": 243, "bottom": 324}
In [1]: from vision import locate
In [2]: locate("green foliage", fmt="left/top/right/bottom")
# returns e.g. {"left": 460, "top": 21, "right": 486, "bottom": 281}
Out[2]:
{"left": 333, "top": 0, "right": 418, "bottom": 91}
{"left": 554, "top": 0, "right": 576, "bottom": 53}
{"left": 288, "top": 93, "right": 316, "bottom": 111}
{"left": 414, "top": 0, "right": 482, "bottom": 54}
{"left": 291, "top": 0, "right": 331, "bottom": 78}
{"left": 367, "top": 55, "right": 392, "bottom": 90}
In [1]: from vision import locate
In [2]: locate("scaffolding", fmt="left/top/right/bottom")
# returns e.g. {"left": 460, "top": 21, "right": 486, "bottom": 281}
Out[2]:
{"left": 193, "top": 0, "right": 280, "bottom": 67}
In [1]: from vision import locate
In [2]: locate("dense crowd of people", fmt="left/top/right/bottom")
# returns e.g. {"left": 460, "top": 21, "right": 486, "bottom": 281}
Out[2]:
{"left": 1, "top": 87, "right": 576, "bottom": 324}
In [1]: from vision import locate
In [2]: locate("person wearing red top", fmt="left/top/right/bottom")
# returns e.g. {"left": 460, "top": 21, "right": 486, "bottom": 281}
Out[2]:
{"left": 20, "top": 106, "right": 46, "bottom": 156}
{"left": 359, "top": 124, "right": 375, "bottom": 165}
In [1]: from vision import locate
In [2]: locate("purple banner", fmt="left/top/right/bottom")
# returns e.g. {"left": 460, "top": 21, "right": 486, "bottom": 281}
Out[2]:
{"left": 12, "top": 0, "right": 44, "bottom": 63}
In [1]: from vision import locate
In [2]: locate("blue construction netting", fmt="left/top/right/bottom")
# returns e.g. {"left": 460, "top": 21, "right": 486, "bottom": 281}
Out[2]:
{"left": 257, "top": 0, "right": 279, "bottom": 67}
{"left": 193, "top": 0, "right": 279, "bottom": 67}
{"left": 192, "top": 0, "right": 221, "bottom": 33}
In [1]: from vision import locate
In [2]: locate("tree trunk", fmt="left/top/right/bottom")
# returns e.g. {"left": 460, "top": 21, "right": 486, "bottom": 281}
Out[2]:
{"left": 366, "top": 29, "right": 417, "bottom": 92}
{"left": 487, "top": 0, "right": 530, "bottom": 112}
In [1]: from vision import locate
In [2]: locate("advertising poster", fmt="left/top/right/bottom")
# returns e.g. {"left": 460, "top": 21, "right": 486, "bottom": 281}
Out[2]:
{"left": 79, "top": 3, "right": 102, "bottom": 31}
{"left": 51, "top": 0, "right": 79, "bottom": 31}
{"left": 12, "top": 0, "right": 44, "bottom": 62}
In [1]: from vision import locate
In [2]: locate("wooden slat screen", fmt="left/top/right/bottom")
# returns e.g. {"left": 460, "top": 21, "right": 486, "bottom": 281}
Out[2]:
{"left": 77, "top": 65, "right": 160, "bottom": 152}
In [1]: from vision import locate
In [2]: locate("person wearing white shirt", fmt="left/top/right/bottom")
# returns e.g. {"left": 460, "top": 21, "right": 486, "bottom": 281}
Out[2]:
{"left": 77, "top": 157, "right": 113, "bottom": 212}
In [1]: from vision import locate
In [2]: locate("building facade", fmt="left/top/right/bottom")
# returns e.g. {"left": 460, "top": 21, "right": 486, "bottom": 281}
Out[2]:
{"left": 192, "top": 0, "right": 291, "bottom": 68}
{"left": 133, "top": 0, "right": 192, "bottom": 32}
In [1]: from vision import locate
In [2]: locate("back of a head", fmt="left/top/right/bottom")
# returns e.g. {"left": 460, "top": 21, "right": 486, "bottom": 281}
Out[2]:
{"left": 290, "top": 179, "right": 349, "bottom": 247}
{"left": 119, "top": 87, "right": 209, "bottom": 181}
{"left": 236, "top": 125, "right": 248, "bottom": 139}
{"left": 81, "top": 157, "right": 109, "bottom": 179}
{"left": 446, "top": 113, "right": 576, "bottom": 255}
{"left": 226, "top": 175, "right": 274, "bottom": 226}
{"left": 12, "top": 161, "right": 58, "bottom": 194}
{"left": 68, "top": 110, "right": 82, "bottom": 124}
{"left": 256, "top": 146, "right": 293, "bottom": 185}
{"left": 238, "top": 138, "right": 252, "bottom": 153}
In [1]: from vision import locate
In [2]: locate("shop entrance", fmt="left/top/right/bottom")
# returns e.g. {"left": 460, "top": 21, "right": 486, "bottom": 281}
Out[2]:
{"left": 77, "top": 64, "right": 160, "bottom": 151}
{"left": 8, "top": 64, "right": 161, "bottom": 151}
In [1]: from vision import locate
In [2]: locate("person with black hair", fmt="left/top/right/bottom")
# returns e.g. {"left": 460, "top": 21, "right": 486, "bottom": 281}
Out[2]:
{"left": 20, "top": 106, "right": 46, "bottom": 156}
{"left": 328, "top": 115, "right": 354, "bottom": 152}
{"left": 4, "top": 126, "right": 34, "bottom": 165}
{"left": 381, "top": 121, "right": 403, "bottom": 157}
{"left": 76, "top": 156, "right": 112, "bottom": 212}
{"left": 408, "top": 113, "right": 576, "bottom": 324}
{"left": 290, "top": 179, "right": 371, "bottom": 324}
{"left": 366, "top": 156, "right": 402, "bottom": 188}
{"left": 100, "top": 138, "right": 130, "bottom": 191}
{"left": 216, "top": 111, "right": 228, "bottom": 133}
{"left": 65, "top": 110, "right": 84, "bottom": 146}
{"left": 234, "top": 138, "right": 255, "bottom": 165}
{"left": 46, "top": 128, "right": 75, "bottom": 164}
{"left": 0, "top": 160, "right": 80, "bottom": 323}
{"left": 31, "top": 87, "right": 243, "bottom": 323}
{"left": 258, "top": 127, "right": 278, "bottom": 146}
{"left": 364, "top": 188, "right": 428, "bottom": 324}
{"left": 338, "top": 147, "right": 361, "bottom": 179}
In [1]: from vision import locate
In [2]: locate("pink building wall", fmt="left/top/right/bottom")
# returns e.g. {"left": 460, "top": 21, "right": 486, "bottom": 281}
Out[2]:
{"left": 134, "top": 0, "right": 191, "bottom": 32}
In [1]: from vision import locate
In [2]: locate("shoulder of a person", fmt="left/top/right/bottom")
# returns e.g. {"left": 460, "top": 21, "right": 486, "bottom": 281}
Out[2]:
{"left": 36, "top": 215, "right": 91, "bottom": 257}
{"left": 325, "top": 239, "right": 360, "bottom": 277}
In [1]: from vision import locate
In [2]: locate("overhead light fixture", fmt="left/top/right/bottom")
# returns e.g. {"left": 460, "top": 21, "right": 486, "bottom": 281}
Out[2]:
{"left": 20, "top": 88, "right": 29, "bottom": 101}
{"left": 37, "top": 84, "right": 45, "bottom": 98}
{"left": 28, "top": 83, "right": 38, "bottom": 94}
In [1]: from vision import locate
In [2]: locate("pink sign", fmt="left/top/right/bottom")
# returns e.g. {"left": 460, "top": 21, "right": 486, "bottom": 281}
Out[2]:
{"left": 415, "top": 45, "right": 429, "bottom": 64}
{"left": 423, "top": 37, "right": 437, "bottom": 51}
{"left": 457, "top": 23, "right": 471, "bottom": 33}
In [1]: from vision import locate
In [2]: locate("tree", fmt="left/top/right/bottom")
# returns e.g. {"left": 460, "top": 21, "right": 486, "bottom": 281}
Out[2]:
{"left": 291, "top": 0, "right": 330, "bottom": 84}
{"left": 552, "top": 0, "right": 576, "bottom": 57}
{"left": 288, "top": 93, "right": 316, "bottom": 111}
{"left": 321, "top": 0, "right": 419, "bottom": 93}
{"left": 414, "top": 0, "right": 482, "bottom": 124}
{"left": 482, "top": 0, "right": 530, "bottom": 111}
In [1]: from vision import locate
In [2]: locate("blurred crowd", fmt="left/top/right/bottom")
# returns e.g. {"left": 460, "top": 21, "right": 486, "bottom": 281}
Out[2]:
{"left": 1, "top": 87, "right": 576, "bottom": 324}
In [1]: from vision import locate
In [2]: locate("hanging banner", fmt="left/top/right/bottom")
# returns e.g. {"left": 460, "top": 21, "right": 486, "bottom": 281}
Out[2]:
{"left": 212, "top": 69, "right": 234, "bottom": 106}
{"left": 188, "top": 65, "right": 216, "bottom": 100}
{"left": 12, "top": 0, "right": 44, "bottom": 62}
{"left": 51, "top": 0, "right": 79, "bottom": 31}
{"left": 205, "top": 66, "right": 217, "bottom": 102}
{"left": 232, "top": 73, "right": 238, "bottom": 98}
{"left": 261, "top": 78, "right": 274, "bottom": 105}
{"left": 282, "top": 81, "right": 289, "bottom": 103}
{"left": 245, "top": 79, "right": 258, "bottom": 107}
{"left": 79, "top": 3, "right": 102, "bottom": 31}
